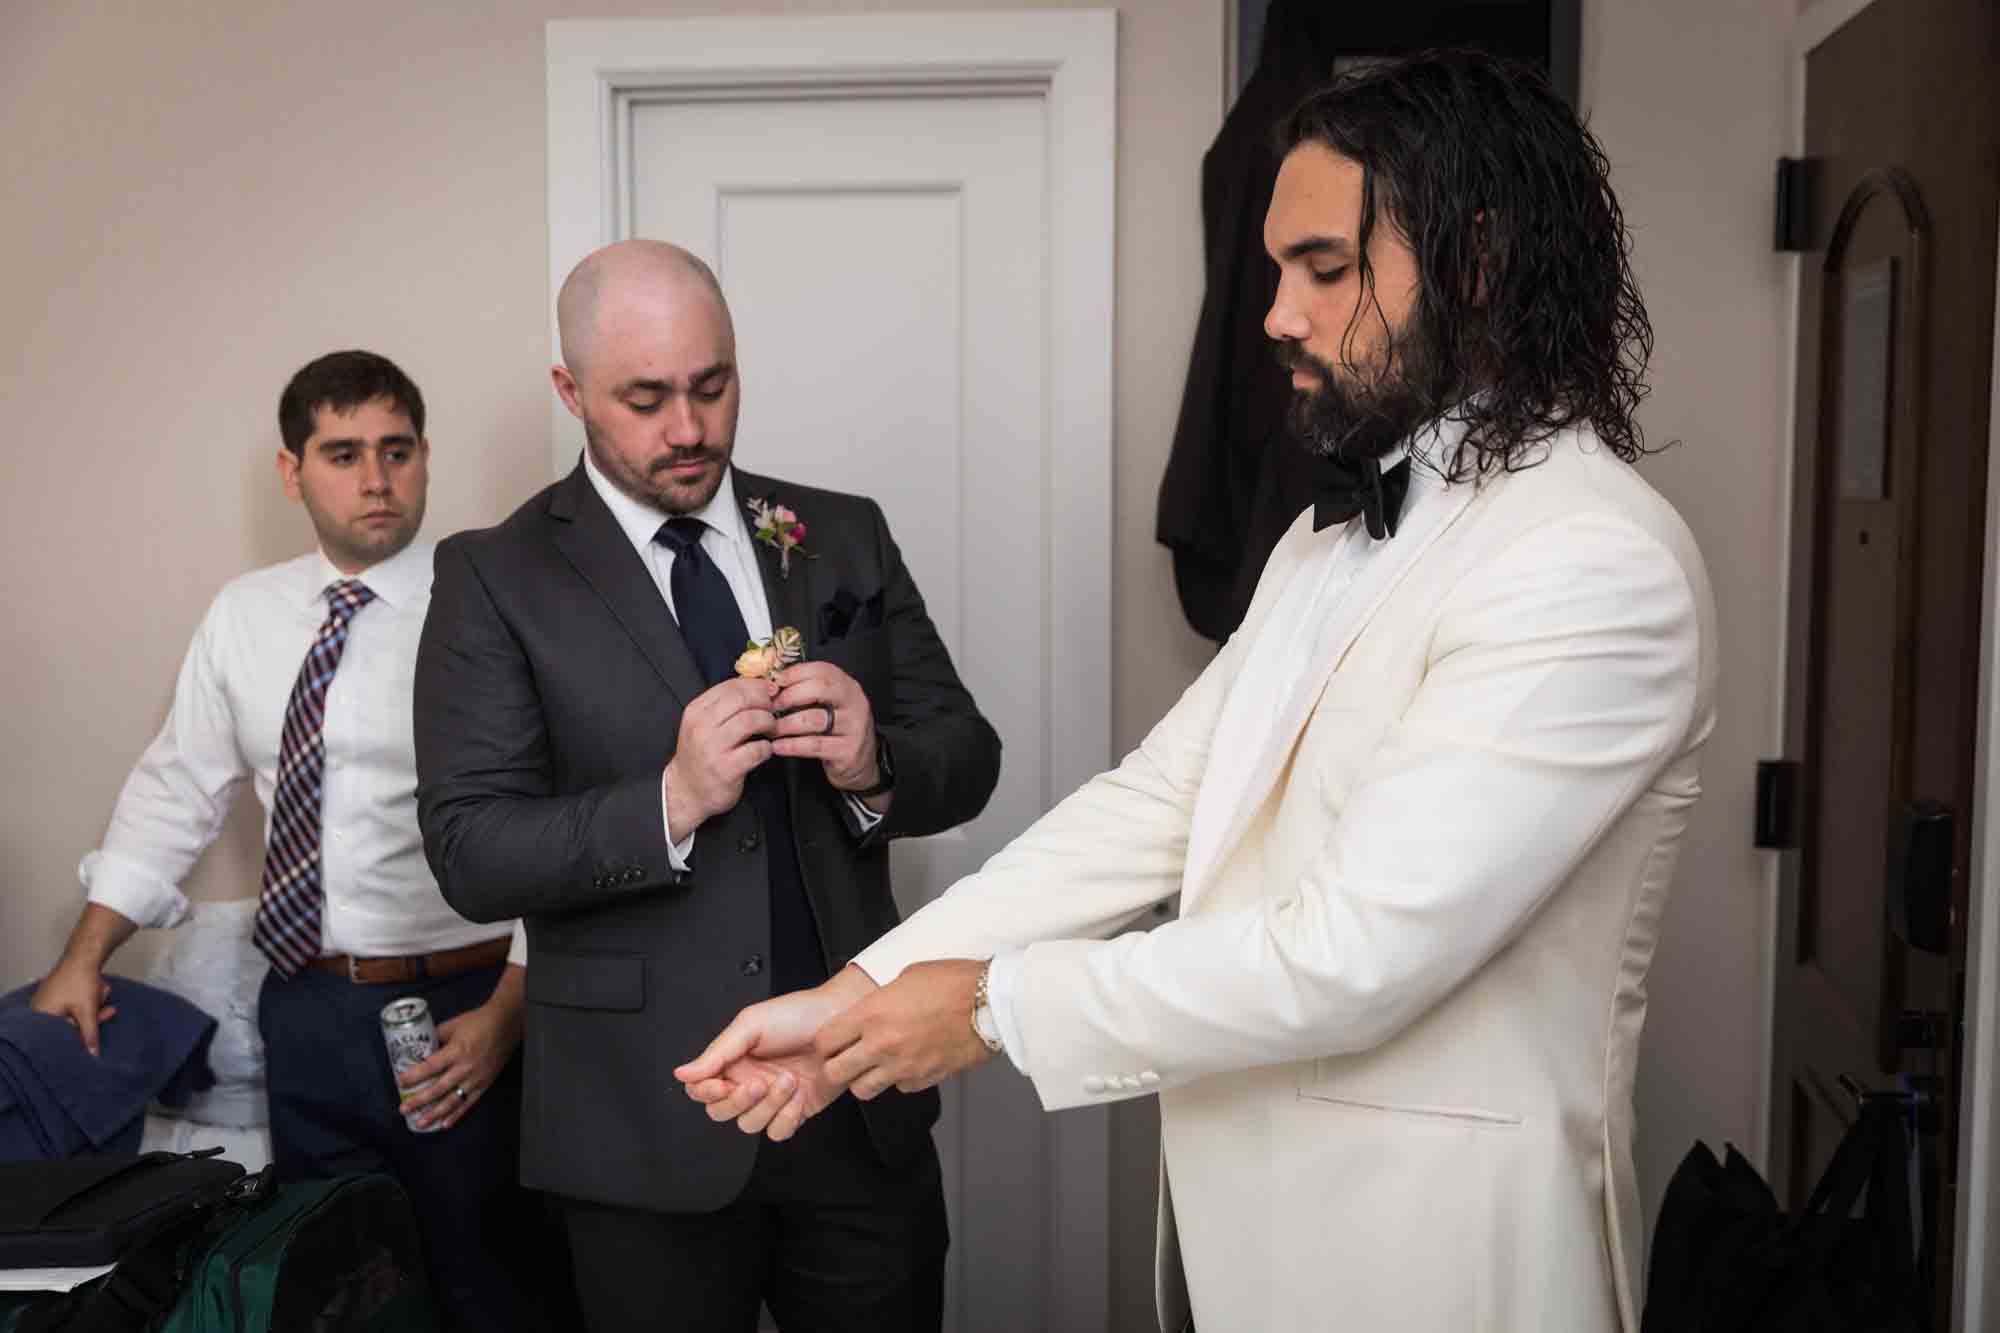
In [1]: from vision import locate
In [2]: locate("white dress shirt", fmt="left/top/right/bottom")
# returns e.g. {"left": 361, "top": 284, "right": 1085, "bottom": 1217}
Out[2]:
{"left": 982, "top": 443, "right": 1414, "bottom": 1069}
{"left": 80, "top": 538, "right": 526, "bottom": 965}
{"left": 579, "top": 453, "right": 881, "bottom": 865}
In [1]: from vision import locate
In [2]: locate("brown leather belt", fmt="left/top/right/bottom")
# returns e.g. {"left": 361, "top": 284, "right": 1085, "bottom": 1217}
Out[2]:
{"left": 305, "top": 936, "right": 512, "bottom": 985}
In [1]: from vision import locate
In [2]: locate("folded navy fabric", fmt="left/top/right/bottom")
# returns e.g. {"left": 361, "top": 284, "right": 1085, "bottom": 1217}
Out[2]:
{"left": 0, "top": 980, "right": 216, "bottom": 1160}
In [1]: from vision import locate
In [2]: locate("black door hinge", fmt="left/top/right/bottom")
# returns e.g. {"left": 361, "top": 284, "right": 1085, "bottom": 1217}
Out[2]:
{"left": 1775, "top": 157, "right": 1813, "bottom": 252}
{"left": 1755, "top": 760, "right": 1800, "bottom": 849}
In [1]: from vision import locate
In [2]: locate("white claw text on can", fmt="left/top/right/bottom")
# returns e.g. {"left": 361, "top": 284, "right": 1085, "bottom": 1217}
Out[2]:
{"left": 381, "top": 996, "right": 445, "bottom": 1134}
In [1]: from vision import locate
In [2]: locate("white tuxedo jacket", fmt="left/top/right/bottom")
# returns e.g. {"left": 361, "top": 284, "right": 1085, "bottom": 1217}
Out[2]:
{"left": 858, "top": 429, "right": 1717, "bottom": 1332}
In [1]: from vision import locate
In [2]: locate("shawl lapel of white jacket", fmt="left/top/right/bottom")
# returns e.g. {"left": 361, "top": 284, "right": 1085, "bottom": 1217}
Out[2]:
{"left": 1179, "top": 445, "right": 1480, "bottom": 914}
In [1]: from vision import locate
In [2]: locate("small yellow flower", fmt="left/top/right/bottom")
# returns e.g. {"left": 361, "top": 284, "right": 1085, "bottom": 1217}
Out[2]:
{"left": 735, "top": 628, "right": 804, "bottom": 679}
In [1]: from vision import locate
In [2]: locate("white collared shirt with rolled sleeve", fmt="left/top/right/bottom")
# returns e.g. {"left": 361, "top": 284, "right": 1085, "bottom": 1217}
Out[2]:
{"left": 79, "top": 537, "right": 526, "bottom": 964}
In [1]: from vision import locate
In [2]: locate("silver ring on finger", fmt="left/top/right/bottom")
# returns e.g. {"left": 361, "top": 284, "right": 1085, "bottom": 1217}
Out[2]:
{"left": 454, "top": 1085, "right": 468, "bottom": 1102}
{"left": 821, "top": 705, "right": 837, "bottom": 736}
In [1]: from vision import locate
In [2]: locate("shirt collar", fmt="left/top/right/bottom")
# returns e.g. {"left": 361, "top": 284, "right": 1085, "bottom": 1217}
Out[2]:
{"left": 581, "top": 449, "right": 748, "bottom": 557}
{"left": 308, "top": 535, "right": 432, "bottom": 612}
{"left": 1400, "top": 406, "right": 1479, "bottom": 486}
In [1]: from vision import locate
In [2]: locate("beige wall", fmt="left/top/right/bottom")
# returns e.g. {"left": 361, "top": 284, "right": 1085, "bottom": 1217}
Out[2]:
{"left": 1579, "top": 0, "right": 1797, "bottom": 1223}
{"left": 0, "top": 3, "right": 1215, "bottom": 1329}
{"left": 4, "top": 0, "right": 1806, "bottom": 1326}
{"left": 0, "top": 0, "right": 1217, "bottom": 975}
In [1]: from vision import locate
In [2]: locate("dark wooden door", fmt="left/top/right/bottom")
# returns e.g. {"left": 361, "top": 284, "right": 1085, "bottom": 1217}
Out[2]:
{"left": 1772, "top": 0, "right": 1998, "bottom": 1325}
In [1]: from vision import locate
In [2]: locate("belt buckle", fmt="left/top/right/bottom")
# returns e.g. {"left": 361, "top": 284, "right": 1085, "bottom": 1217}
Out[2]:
{"left": 347, "top": 954, "right": 365, "bottom": 984}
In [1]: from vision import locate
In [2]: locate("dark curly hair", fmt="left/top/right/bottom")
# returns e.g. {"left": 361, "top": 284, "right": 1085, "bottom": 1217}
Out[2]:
{"left": 1276, "top": 50, "right": 1657, "bottom": 479}
{"left": 278, "top": 350, "right": 425, "bottom": 456}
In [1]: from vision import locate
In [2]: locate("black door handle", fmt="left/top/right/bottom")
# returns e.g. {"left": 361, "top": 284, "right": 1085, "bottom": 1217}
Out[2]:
{"left": 1886, "top": 800, "right": 1952, "bottom": 954}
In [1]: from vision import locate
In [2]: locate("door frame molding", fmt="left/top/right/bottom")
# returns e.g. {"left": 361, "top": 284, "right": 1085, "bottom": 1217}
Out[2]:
{"left": 1958, "top": 214, "right": 2000, "bottom": 1333}
{"left": 1778, "top": 3, "right": 1996, "bottom": 1327}
{"left": 1792, "top": 0, "right": 1882, "bottom": 61}
{"left": 545, "top": 13, "right": 1116, "bottom": 1329}
{"left": 1762, "top": 0, "right": 1881, "bottom": 1194}
{"left": 1768, "top": 0, "right": 1886, "bottom": 1178}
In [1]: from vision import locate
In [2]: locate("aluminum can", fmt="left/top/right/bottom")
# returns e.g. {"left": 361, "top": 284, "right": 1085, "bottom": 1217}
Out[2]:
{"left": 381, "top": 996, "right": 444, "bottom": 1134}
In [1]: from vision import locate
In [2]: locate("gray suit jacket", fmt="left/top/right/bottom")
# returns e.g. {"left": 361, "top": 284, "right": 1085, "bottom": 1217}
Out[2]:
{"left": 414, "top": 462, "right": 1001, "bottom": 1210}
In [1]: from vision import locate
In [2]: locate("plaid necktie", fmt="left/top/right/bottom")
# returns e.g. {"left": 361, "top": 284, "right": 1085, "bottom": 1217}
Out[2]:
{"left": 253, "top": 578, "right": 377, "bottom": 976}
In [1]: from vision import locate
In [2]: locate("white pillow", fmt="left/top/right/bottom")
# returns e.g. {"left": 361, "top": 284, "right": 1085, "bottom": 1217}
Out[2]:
{"left": 144, "top": 898, "right": 269, "bottom": 1128}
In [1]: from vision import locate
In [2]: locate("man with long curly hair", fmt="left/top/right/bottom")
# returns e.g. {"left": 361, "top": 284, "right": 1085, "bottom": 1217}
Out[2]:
{"left": 680, "top": 50, "right": 1716, "bottom": 1333}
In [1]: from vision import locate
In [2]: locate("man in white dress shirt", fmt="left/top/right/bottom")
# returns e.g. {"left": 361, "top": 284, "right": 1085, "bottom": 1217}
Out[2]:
{"left": 30, "top": 351, "right": 560, "bottom": 1331}
{"left": 679, "top": 51, "right": 1718, "bottom": 1332}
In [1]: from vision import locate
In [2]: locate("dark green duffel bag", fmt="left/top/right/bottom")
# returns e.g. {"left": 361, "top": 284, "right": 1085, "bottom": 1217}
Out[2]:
{"left": 4, "top": 1169, "right": 437, "bottom": 1333}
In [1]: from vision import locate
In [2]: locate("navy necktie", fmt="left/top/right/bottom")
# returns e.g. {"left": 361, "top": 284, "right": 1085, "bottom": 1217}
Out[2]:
{"left": 653, "top": 516, "right": 825, "bottom": 993}
{"left": 655, "top": 518, "right": 751, "bottom": 685}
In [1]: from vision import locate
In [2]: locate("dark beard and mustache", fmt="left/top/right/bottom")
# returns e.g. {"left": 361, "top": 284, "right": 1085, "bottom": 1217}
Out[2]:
{"left": 1279, "top": 310, "right": 1451, "bottom": 465}
{"left": 582, "top": 417, "right": 730, "bottom": 515}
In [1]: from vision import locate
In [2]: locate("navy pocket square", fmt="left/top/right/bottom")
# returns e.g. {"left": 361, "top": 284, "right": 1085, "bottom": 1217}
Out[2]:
{"left": 818, "top": 587, "right": 885, "bottom": 642}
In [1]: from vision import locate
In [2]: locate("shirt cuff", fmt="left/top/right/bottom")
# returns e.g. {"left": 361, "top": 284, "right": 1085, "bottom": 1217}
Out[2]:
{"left": 79, "top": 850, "right": 190, "bottom": 931}
{"left": 844, "top": 793, "right": 885, "bottom": 832}
{"left": 985, "top": 950, "right": 1030, "bottom": 1074}
{"left": 660, "top": 773, "right": 696, "bottom": 871}
{"left": 507, "top": 919, "right": 528, "bottom": 967}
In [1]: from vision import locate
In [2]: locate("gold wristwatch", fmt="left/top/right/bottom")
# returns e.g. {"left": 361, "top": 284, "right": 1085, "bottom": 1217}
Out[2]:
{"left": 971, "top": 961, "right": 1005, "bottom": 1054}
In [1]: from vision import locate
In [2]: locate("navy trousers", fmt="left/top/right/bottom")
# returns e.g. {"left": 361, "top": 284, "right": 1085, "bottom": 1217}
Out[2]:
{"left": 259, "top": 961, "right": 572, "bottom": 1332}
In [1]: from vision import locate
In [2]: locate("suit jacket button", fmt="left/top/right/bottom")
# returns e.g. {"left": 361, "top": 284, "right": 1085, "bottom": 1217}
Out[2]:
{"left": 739, "top": 831, "right": 761, "bottom": 853}
{"left": 741, "top": 954, "right": 764, "bottom": 976}
{"left": 1083, "top": 1076, "right": 1107, "bottom": 1094}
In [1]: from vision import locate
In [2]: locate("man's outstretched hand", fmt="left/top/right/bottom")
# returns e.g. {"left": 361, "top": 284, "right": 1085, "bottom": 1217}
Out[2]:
{"left": 674, "top": 965, "right": 876, "bottom": 1141}
{"left": 814, "top": 959, "right": 993, "bottom": 1100}
{"left": 677, "top": 959, "right": 997, "bottom": 1141}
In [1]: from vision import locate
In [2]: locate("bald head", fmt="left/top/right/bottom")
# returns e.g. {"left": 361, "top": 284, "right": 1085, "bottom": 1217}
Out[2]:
{"left": 550, "top": 239, "right": 743, "bottom": 516}
{"left": 556, "top": 240, "right": 732, "bottom": 381}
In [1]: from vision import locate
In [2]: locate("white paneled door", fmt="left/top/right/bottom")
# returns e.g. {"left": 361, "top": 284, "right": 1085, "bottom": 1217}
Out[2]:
{"left": 548, "top": 15, "right": 1116, "bottom": 1332}
{"left": 631, "top": 91, "right": 1048, "bottom": 898}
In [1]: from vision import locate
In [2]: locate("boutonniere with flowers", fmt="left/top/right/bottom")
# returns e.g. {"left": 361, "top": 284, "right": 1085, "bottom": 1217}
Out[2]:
{"left": 746, "top": 494, "right": 815, "bottom": 578}
{"left": 735, "top": 625, "right": 804, "bottom": 680}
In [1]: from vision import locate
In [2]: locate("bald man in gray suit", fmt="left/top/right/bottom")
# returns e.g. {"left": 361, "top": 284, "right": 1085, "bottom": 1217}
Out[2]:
{"left": 414, "top": 242, "right": 999, "bottom": 1332}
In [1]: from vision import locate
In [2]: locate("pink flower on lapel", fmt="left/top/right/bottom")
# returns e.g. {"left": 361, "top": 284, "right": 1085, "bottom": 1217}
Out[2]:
{"left": 746, "top": 494, "right": 816, "bottom": 578}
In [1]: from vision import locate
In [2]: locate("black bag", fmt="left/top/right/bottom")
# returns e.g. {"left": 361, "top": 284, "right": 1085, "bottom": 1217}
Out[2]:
{"left": 1642, "top": 1097, "right": 1928, "bottom": 1332}
{"left": 0, "top": 1150, "right": 245, "bottom": 1269}
{"left": 2, "top": 1169, "right": 437, "bottom": 1333}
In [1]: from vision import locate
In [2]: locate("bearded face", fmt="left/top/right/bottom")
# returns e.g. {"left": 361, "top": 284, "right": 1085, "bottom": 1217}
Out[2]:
{"left": 1278, "top": 297, "right": 1447, "bottom": 464}
{"left": 1263, "top": 144, "right": 1458, "bottom": 465}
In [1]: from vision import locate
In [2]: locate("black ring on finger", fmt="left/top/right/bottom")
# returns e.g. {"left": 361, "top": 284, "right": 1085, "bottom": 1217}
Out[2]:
{"left": 821, "top": 705, "right": 837, "bottom": 736}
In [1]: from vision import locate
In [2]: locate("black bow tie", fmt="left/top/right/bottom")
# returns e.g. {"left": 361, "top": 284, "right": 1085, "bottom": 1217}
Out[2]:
{"left": 1312, "top": 452, "right": 1412, "bottom": 540}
